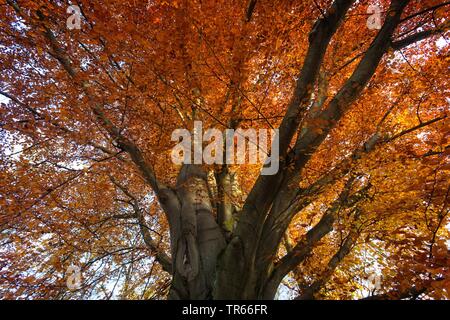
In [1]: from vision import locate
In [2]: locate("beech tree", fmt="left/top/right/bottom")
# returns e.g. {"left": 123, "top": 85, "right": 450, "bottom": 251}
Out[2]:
{"left": 0, "top": 0, "right": 449, "bottom": 300}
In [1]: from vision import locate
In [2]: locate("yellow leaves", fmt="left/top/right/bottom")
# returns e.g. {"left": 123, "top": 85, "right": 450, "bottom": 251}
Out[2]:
{"left": 48, "top": 255, "right": 60, "bottom": 267}
{"left": 307, "top": 118, "right": 330, "bottom": 135}
{"left": 275, "top": 38, "right": 283, "bottom": 51}
{"left": 11, "top": 234, "right": 22, "bottom": 243}
{"left": 171, "top": 1, "right": 181, "bottom": 9}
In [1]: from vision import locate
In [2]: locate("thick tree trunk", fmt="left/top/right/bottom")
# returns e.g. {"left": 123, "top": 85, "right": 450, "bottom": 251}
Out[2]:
{"left": 164, "top": 164, "right": 277, "bottom": 300}
{"left": 166, "top": 165, "right": 227, "bottom": 299}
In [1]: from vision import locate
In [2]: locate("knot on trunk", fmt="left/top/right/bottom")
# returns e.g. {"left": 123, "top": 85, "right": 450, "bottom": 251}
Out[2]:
{"left": 175, "top": 233, "right": 200, "bottom": 281}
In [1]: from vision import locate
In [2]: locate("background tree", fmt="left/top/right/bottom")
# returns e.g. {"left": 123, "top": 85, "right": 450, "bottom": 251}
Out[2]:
{"left": 0, "top": 0, "right": 449, "bottom": 299}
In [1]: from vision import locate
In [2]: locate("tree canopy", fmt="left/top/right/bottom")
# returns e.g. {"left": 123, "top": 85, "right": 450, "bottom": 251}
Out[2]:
{"left": 0, "top": 0, "right": 449, "bottom": 300}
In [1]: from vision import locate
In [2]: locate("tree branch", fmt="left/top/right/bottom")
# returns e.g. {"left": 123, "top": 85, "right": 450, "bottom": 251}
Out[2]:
{"left": 218, "top": 0, "right": 356, "bottom": 299}
{"left": 392, "top": 23, "right": 450, "bottom": 50}
{"left": 262, "top": 178, "right": 370, "bottom": 298}
{"left": 400, "top": 2, "right": 450, "bottom": 23}
{"left": 245, "top": 0, "right": 258, "bottom": 22}
{"left": 295, "top": 223, "right": 360, "bottom": 300}
{"left": 109, "top": 176, "right": 172, "bottom": 273}
{"left": 26, "top": 5, "right": 180, "bottom": 216}
{"left": 233, "top": 0, "right": 355, "bottom": 277}
{"left": 257, "top": 2, "right": 414, "bottom": 277}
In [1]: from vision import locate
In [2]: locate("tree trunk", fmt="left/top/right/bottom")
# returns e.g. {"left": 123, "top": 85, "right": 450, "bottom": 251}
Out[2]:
{"left": 164, "top": 164, "right": 279, "bottom": 300}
